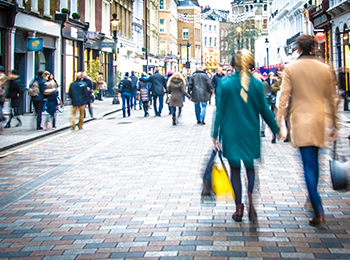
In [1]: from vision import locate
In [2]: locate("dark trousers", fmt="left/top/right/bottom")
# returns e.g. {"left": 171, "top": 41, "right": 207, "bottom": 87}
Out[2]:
{"left": 229, "top": 159, "right": 255, "bottom": 206}
{"left": 142, "top": 101, "right": 149, "bottom": 116}
{"left": 33, "top": 100, "right": 44, "bottom": 129}
{"left": 170, "top": 106, "right": 182, "bottom": 117}
{"left": 153, "top": 95, "right": 164, "bottom": 116}
{"left": 6, "top": 107, "right": 21, "bottom": 126}
{"left": 341, "top": 91, "right": 349, "bottom": 111}
{"left": 299, "top": 146, "right": 323, "bottom": 217}
{"left": 121, "top": 92, "right": 132, "bottom": 117}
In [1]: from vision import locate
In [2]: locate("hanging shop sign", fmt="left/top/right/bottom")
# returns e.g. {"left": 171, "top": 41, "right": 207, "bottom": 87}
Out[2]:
{"left": 27, "top": 38, "right": 43, "bottom": 51}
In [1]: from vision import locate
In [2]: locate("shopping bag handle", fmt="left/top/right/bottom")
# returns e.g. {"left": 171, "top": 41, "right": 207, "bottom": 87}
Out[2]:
{"left": 218, "top": 151, "right": 229, "bottom": 177}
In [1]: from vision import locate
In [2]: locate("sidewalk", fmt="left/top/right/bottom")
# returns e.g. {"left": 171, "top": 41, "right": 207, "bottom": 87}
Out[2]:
{"left": 0, "top": 98, "right": 122, "bottom": 151}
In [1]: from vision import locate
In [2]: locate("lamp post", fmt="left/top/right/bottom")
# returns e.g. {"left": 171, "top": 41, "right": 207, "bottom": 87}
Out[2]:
{"left": 186, "top": 41, "right": 191, "bottom": 74}
{"left": 111, "top": 13, "right": 120, "bottom": 104}
{"left": 177, "top": 52, "right": 181, "bottom": 72}
{"left": 265, "top": 38, "right": 269, "bottom": 74}
{"left": 236, "top": 26, "right": 242, "bottom": 51}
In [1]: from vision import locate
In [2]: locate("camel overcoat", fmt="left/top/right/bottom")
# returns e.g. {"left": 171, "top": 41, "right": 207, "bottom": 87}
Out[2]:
{"left": 167, "top": 73, "right": 191, "bottom": 107}
{"left": 277, "top": 56, "right": 338, "bottom": 148}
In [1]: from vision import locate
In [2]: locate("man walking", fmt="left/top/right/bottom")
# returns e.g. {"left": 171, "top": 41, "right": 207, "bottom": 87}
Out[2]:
{"left": 211, "top": 67, "right": 225, "bottom": 102}
{"left": 130, "top": 71, "right": 139, "bottom": 110}
{"left": 277, "top": 35, "right": 338, "bottom": 227}
{"left": 31, "top": 70, "right": 47, "bottom": 130}
{"left": 118, "top": 72, "right": 133, "bottom": 117}
{"left": 81, "top": 72, "right": 94, "bottom": 118}
{"left": 69, "top": 72, "right": 89, "bottom": 130}
{"left": 139, "top": 68, "right": 166, "bottom": 116}
{"left": 188, "top": 66, "right": 212, "bottom": 125}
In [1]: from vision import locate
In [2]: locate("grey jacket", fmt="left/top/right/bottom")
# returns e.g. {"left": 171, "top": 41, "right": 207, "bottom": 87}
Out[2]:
{"left": 188, "top": 70, "right": 212, "bottom": 102}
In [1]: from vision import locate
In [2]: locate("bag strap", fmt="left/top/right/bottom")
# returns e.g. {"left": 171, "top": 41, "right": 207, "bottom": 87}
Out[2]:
{"left": 218, "top": 151, "right": 229, "bottom": 177}
{"left": 333, "top": 141, "right": 337, "bottom": 161}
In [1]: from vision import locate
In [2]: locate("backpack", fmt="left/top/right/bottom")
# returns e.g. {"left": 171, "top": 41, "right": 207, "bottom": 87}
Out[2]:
{"left": 28, "top": 80, "right": 39, "bottom": 97}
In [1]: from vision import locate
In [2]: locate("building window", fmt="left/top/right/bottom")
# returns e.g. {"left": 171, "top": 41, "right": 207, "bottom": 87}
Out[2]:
{"left": 160, "top": 41, "right": 166, "bottom": 55}
{"left": 264, "top": 4, "right": 267, "bottom": 11}
{"left": 160, "top": 0, "right": 165, "bottom": 9}
{"left": 263, "top": 19, "right": 267, "bottom": 30}
{"left": 214, "top": 25, "right": 216, "bottom": 32}
{"left": 170, "top": 19, "right": 172, "bottom": 35}
{"left": 209, "top": 37, "right": 212, "bottom": 46}
{"left": 209, "top": 25, "right": 212, "bottom": 31}
{"left": 160, "top": 19, "right": 165, "bottom": 33}
{"left": 204, "top": 24, "right": 207, "bottom": 31}
{"left": 225, "top": 30, "right": 228, "bottom": 36}
{"left": 183, "top": 28, "right": 189, "bottom": 40}
{"left": 221, "top": 29, "right": 223, "bottom": 37}
{"left": 205, "top": 37, "right": 207, "bottom": 46}
{"left": 214, "top": 38, "right": 217, "bottom": 47}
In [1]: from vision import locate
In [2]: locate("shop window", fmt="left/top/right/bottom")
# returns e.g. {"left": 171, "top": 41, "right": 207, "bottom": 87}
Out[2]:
{"left": 65, "top": 40, "right": 80, "bottom": 89}
{"left": 160, "top": 19, "right": 166, "bottom": 33}
{"left": 39, "top": 52, "right": 46, "bottom": 71}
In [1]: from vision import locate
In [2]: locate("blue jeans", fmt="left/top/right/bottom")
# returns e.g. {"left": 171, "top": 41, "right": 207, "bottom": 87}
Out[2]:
{"left": 299, "top": 146, "right": 324, "bottom": 217}
{"left": 153, "top": 95, "right": 164, "bottom": 116}
{"left": 170, "top": 106, "right": 182, "bottom": 117}
{"left": 132, "top": 89, "right": 137, "bottom": 108}
{"left": 121, "top": 92, "right": 132, "bottom": 117}
{"left": 195, "top": 102, "right": 207, "bottom": 122}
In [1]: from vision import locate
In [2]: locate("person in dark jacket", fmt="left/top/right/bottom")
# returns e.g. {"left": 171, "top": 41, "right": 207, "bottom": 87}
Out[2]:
{"left": 4, "top": 70, "right": 22, "bottom": 128}
{"left": 188, "top": 66, "right": 212, "bottom": 125}
{"left": 32, "top": 70, "right": 47, "bottom": 130}
{"left": 130, "top": 71, "right": 139, "bottom": 110}
{"left": 68, "top": 72, "right": 89, "bottom": 130}
{"left": 44, "top": 78, "right": 58, "bottom": 130}
{"left": 165, "top": 70, "right": 173, "bottom": 115}
{"left": 338, "top": 67, "right": 349, "bottom": 111}
{"left": 82, "top": 72, "right": 94, "bottom": 118}
{"left": 137, "top": 72, "right": 151, "bottom": 117}
{"left": 139, "top": 68, "right": 166, "bottom": 116}
{"left": 118, "top": 72, "right": 133, "bottom": 117}
{"left": 211, "top": 67, "right": 225, "bottom": 102}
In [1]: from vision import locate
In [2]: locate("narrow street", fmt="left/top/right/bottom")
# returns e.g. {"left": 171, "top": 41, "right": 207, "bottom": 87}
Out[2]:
{"left": 0, "top": 103, "right": 349, "bottom": 260}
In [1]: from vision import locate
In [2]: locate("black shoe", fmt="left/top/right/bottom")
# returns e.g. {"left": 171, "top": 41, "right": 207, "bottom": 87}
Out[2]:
{"left": 271, "top": 138, "right": 276, "bottom": 143}
{"left": 197, "top": 121, "right": 201, "bottom": 124}
{"left": 201, "top": 121, "right": 206, "bottom": 125}
{"left": 4, "top": 123, "right": 10, "bottom": 128}
{"left": 15, "top": 121, "right": 22, "bottom": 127}
{"left": 37, "top": 126, "right": 43, "bottom": 130}
{"left": 261, "top": 131, "right": 265, "bottom": 137}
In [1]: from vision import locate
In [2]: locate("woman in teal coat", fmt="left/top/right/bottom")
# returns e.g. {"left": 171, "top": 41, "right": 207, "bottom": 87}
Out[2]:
{"left": 212, "top": 49, "right": 280, "bottom": 222}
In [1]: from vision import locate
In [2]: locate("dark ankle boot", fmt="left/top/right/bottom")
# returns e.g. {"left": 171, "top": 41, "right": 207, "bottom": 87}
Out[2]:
{"left": 248, "top": 192, "right": 257, "bottom": 222}
{"left": 15, "top": 118, "right": 22, "bottom": 127}
{"left": 4, "top": 122, "right": 10, "bottom": 128}
{"left": 172, "top": 116, "right": 176, "bottom": 125}
{"left": 232, "top": 204, "right": 244, "bottom": 222}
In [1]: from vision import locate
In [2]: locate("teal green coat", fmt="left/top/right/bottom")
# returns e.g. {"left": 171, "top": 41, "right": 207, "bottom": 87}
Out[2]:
{"left": 212, "top": 71, "right": 280, "bottom": 162}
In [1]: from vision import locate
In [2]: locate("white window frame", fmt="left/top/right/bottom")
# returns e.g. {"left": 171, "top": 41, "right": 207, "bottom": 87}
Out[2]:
{"left": 160, "top": 18, "right": 166, "bottom": 33}
{"left": 159, "top": 0, "right": 165, "bottom": 9}
{"left": 182, "top": 28, "right": 189, "bottom": 40}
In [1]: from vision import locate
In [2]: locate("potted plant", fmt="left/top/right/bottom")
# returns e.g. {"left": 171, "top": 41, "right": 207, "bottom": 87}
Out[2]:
{"left": 61, "top": 8, "right": 70, "bottom": 15}
{"left": 72, "top": 12, "right": 80, "bottom": 20}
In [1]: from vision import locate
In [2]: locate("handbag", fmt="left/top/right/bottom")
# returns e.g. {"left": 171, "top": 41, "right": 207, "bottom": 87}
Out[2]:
{"left": 166, "top": 95, "right": 171, "bottom": 104}
{"left": 136, "top": 92, "right": 141, "bottom": 101}
{"left": 202, "top": 150, "right": 216, "bottom": 197}
{"left": 211, "top": 151, "right": 235, "bottom": 201}
{"left": 329, "top": 141, "right": 349, "bottom": 191}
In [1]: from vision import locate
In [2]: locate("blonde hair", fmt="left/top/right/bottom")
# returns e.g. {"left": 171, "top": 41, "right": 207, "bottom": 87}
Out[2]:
{"left": 234, "top": 49, "right": 255, "bottom": 103}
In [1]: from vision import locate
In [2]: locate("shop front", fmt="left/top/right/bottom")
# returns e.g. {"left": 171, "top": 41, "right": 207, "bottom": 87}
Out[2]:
{"left": 13, "top": 11, "right": 61, "bottom": 114}
{"left": 58, "top": 16, "right": 89, "bottom": 102}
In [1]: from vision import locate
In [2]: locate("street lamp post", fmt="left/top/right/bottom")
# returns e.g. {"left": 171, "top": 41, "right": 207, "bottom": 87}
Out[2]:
{"left": 111, "top": 13, "right": 120, "bottom": 104}
{"left": 265, "top": 38, "right": 269, "bottom": 74}
{"left": 236, "top": 26, "right": 242, "bottom": 51}
{"left": 177, "top": 52, "right": 181, "bottom": 72}
{"left": 186, "top": 41, "right": 191, "bottom": 74}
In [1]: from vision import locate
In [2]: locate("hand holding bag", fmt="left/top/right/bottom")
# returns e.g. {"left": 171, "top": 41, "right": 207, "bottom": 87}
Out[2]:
{"left": 329, "top": 141, "right": 349, "bottom": 191}
{"left": 211, "top": 151, "right": 235, "bottom": 201}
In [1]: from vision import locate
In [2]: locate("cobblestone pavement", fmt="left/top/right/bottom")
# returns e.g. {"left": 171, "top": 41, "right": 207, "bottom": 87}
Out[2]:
{"left": 0, "top": 98, "right": 122, "bottom": 151}
{"left": 0, "top": 101, "right": 349, "bottom": 260}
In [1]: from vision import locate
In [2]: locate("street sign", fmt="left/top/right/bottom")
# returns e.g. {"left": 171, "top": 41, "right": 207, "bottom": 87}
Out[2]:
{"left": 101, "top": 42, "right": 115, "bottom": 48}
{"left": 185, "top": 61, "right": 190, "bottom": 69}
{"left": 27, "top": 38, "right": 43, "bottom": 52}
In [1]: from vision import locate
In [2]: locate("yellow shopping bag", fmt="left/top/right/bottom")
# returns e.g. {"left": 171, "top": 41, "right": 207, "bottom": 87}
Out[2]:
{"left": 211, "top": 153, "right": 235, "bottom": 201}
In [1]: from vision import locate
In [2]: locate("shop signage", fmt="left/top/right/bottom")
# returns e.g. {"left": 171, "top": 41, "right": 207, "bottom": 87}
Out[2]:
{"left": 101, "top": 42, "right": 115, "bottom": 48}
{"left": 27, "top": 38, "right": 43, "bottom": 51}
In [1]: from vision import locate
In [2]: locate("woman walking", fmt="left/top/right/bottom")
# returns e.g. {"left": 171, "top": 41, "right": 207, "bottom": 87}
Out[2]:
{"left": 167, "top": 72, "right": 191, "bottom": 125}
{"left": 137, "top": 72, "right": 151, "bottom": 117}
{"left": 4, "top": 70, "right": 22, "bottom": 128}
{"left": 44, "top": 74, "right": 58, "bottom": 130}
{"left": 212, "top": 49, "right": 280, "bottom": 222}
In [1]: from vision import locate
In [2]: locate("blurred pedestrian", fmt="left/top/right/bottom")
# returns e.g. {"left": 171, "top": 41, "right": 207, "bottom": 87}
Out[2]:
{"left": 211, "top": 67, "right": 225, "bottom": 97}
{"left": 43, "top": 75, "right": 58, "bottom": 130}
{"left": 165, "top": 70, "right": 173, "bottom": 115}
{"left": 139, "top": 68, "right": 166, "bottom": 116}
{"left": 96, "top": 72, "right": 105, "bottom": 101}
{"left": 82, "top": 72, "right": 94, "bottom": 118}
{"left": 277, "top": 35, "right": 338, "bottom": 227}
{"left": 130, "top": 71, "right": 138, "bottom": 110}
{"left": 338, "top": 67, "right": 349, "bottom": 111}
{"left": 137, "top": 72, "right": 151, "bottom": 117}
{"left": 252, "top": 70, "right": 270, "bottom": 137}
{"left": 167, "top": 72, "right": 191, "bottom": 125}
{"left": 188, "top": 66, "right": 212, "bottom": 125}
{"left": 0, "top": 66, "right": 7, "bottom": 127}
{"left": 4, "top": 70, "right": 22, "bottom": 128}
{"left": 68, "top": 72, "right": 89, "bottom": 130}
{"left": 118, "top": 72, "right": 133, "bottom": 117}
{"left": 31, "top": 70, "right": 47, "bottom": 130}
{"left": 212, "top": 49, "right": 280, "bottom": 223}
{"left": 226, "top": 67, "right": 233, "bottom": 76}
